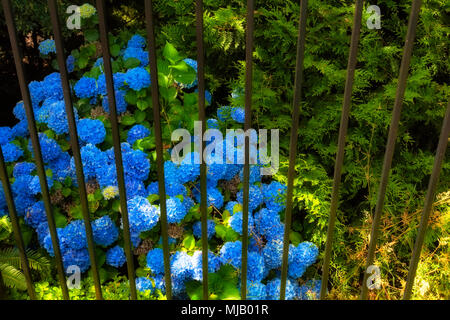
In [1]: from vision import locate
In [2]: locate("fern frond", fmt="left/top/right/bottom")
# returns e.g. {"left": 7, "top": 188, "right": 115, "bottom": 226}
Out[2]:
{"left": 0, "top": 247, "right": 50, "bottom": 272}
{"left": 0, "top": 263, "right": 27, "bottom": 290}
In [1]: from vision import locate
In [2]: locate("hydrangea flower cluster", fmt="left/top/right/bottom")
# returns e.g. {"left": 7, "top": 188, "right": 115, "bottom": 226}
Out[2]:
{"left": 0, "top": 31, "right": 321, "bottom": 301}
{"left": 38, "top": 39, "right": 56, "bottom": 55}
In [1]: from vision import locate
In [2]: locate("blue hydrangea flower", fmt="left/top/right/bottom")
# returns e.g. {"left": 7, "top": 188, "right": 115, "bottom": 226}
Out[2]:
{"left": 262, "top": 239, "right": 283, "bottom": 270}
{"left": 13, "top": 102, "right": 26, "bottom": 121}
{"left": 246, "top": 251, "right": 265, "bottom": 282}
{"left": 219, "top": 241, "right": 242, "bottom": 269}
{"left": 193, "top": 186, "right": 224, "bottom": 209}
{"left": 181, "top": 58, "right": 198, "bottom": 88}
{"left": 63, "top": 219, "right": 87, "bottom": 250}
{"left": 46, "top": 100, "right": 79, "bottom": 135}
{"left": 217, "top": 106, "right": 232, "bottom": 122}
{"left": 297, "top": 280, "right": 321, "bottom": 300}
{"left": 127, "top": 124, "right": 150, "bottom": 145}
{"left": 123, "top": 47, "right": 149, "bottom": 66}
{"left": 77, "top": 118, "right": 106, "bottom": 145}
{"left": 43, "top": 73, "right": 64, "bottom": 100}
{"left": 39, "top": 39, "right": 56, "bottom": 55}
{"left": 236, "top": 184, "right": 263, "bottom": 213}
{"left": 231, "top": 107, "right": 245, "bottom": 123}
{"left": 192, "top": 219, "right": 215, "bottom": 239}
{"left": 11, "top": 120, "right": 29, "bottom": 138}
{"left": 122, "top": 146, "right": 150, "bottom": 181}
{"left": 47, "top": 152, "right": 73, "bottom": 182}
{"left": 71, "top": 143, "right": 107, "bottom": 180}
{"left": 127, "top": 196, "right": 160, "bottom": 234}
{"left": 207, "top": 118, "right": 219, "bottom": 129}
{"left": 92, "top": 215, "right": 119, "bottom": 246}
{"left": 246, "top": 281, "right": 267, "bottom": 300}
{"left": 191, "top": 250, "right": 221, "bottom": 281}
{"left": 136, "top": 277, "right": 155, "bottom": 293}
{"left": 166, "top": 196, "right": 188, "bottom": 224}
{"left": 263, "top": 181, "right": 287, "bottom": 214}
{"left": 29, "top": 175, "right": 53, "bottom": 195}
{"left": 102, "top": 89, "right": 128, "bottom": 114}
{"left": 62, "top": 248, "right": 91, "bottom": 274}
{"left": 66, "top": 55, "right": 75, "bottom": 73}
{"left": 74, "top": 77, "right": 97, "bottom": 99}
{"left": 229, "top": 211, "right": 254, "bottom": 236}
{"left": 224, "top": 201, "right": 240, "bottom": 215}
{"left": 28, "top": 133, "right": 63, "bottom": 163}
{"left": 24, "top": 201, "right": 47, "bottom": 228}
{"left": 127, "top": 35, "right": 146, "bottom": 49}
{"left": 239, "top": 165, "right": 261, "bottom": 184}
{"left": 170, "top": 251, "right": 194, "bottom": 281}
{"left": 97, "top": 73, "right": 127, "bottom": 96}
{"left": 0, "top": 127, "right": 13, "bottom": 145}
{"left": 293, "top": 241, "right": 318, "bottom": 267}
{"left": 266, "top": 278, "right": 296, "bottom": 300}
{"left": 106, "top": 245, "right": 126, "bottom": 268}
{"left": 13, "top": 162, "right": 36, "bottom": 178}
{"left": 253, "top": 208, "right": 284, "bottom": 242}
{"left": 124, "top": 67, "right": 151, "bottom": 91}
{"left": 1, "top": 143, "right": 23, "bottom": 162}
{"left": 28, "top": 81, "right": 46, "bottom": 105}
{"left": 146, "top": 248, "right": 165, "bottom": 275}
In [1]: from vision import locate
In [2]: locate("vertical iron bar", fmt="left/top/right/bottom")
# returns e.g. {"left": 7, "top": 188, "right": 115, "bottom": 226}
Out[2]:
{"left": 319, "top": 0, "right": 364, "bottom": 299}
{"left": 1, "top": 0, "right": 70, "bottom": 300}
{"left": 0, "top": 147, "right": 36, "bottom": 299}
{"left": 403, "top": 100, "right": 450, "bottom": 299}
{"left": 195, "top": 0, "right": 209, "bottom": 300}
{"left": 144, "top": 0, "right": 172, "bottom": 300}
{"left": 360, "top": 0, "right": 422, "bottom": 300}
{"left": 48, "top": 0, "right": 103, "bottom": 300}
{"left": 96, "top": 0, "right": 137, "bottom": 300}
{"left": 241, "top": 0, "right": 254, "bottom": 300}
{"left": 279, "top": 0, "right": 308, "bottom": 300}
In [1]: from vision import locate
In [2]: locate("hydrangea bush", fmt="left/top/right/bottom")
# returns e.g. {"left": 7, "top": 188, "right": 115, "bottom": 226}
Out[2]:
{"left": 0, "top": 6, "right": 320, "bottom": 300}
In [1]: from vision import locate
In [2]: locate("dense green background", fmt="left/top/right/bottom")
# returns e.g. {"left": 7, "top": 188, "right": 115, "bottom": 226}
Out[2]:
{"left": 0, "top": 0, "right": 448, "bottom": 299}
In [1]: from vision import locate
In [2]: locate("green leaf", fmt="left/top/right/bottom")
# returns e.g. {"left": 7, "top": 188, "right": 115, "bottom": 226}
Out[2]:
{"left": 54, "top": 211, "right": 67, "bottom": 228}
{"left": 136, "top": 99, "right": 150, "bottom": 111}
{"left": 84, "top": 29, "right": 99, "bottom": 42}
{"left": 77, "top": 56, "right": 89, "bottom": 69}
{"left": 289, "top": 231, "right": 302, "bottom": 246}
{"left": 162, "top": 42, "right": 182, "bottom": 64}
{"left": 70, "top": 205, "right": 83, "bottom": 220}
{"left": 95, "top": 248, "right": 106, "bottom": 267}
{"left": 182, "top": 234, "right": 195, "bottom": 250}
{"left": 160, "top": 87, "right": 177, "bottom": 102}
{"left": 147, "top": 194, "right": 159, "bottom": 204}
{"left": 125, "top": 90, "right": 137, "bottom": 105}
{"left": 110, "top": 44, "right": 121, "bottom": 57}
{"left": 215, "top": 224, "right": 227, "bottom": 239}
{"left": 124, "top": 58, "right": 141, "bottom": 69}
{"left": 120, "top": 115, "right": 136, "bottom": 126}
{"left": 62, "top": 187, "right": 72, "bottom": 197}
{"left": 135, "top": 110, "right": 146, "bottom": 123}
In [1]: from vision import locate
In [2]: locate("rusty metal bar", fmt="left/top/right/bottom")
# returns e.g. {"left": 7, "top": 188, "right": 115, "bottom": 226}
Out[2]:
{"left": 279, "top": 0, "right": 308, "bottom": 300}
{"left": 0, "top": 146, "right": 36, "bottom": 299}
{"left": 403, "top": 99, "right": 450, "bottom": 299}
{"left": 95, "top": 0, "right": 137, "bottom": 300}
{"left": 195, "top": 0, "right": 209, "bottom": 300}
{"left": 48, "top": 0, "right": 103, "bottom": 300}
{"left": 144, "top": 0, "right": 172, "bottom": 300}
{"left": 1, "top": 0, "right": 70, "bottom": 300}
{"left": 360, "top": 0, "right": 422, "bottom": 300}
{"left": 319, "top": 0, "right": 364, "bottom": 299}
{"left": 240, "top": 0, "right": 255, "bottom": 300}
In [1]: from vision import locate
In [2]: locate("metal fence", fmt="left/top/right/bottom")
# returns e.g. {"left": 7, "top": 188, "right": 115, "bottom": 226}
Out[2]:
{"left": 0, "top": 0, "right": 448, "bottom": 300}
